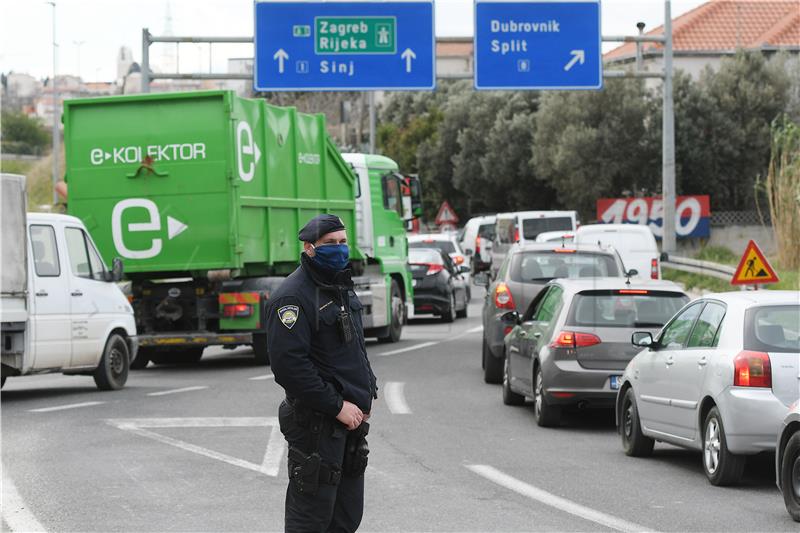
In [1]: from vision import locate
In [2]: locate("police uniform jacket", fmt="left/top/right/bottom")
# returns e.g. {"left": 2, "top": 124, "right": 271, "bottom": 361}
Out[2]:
{"left": 266, "top": 254, "right": 378, "bottom": 418}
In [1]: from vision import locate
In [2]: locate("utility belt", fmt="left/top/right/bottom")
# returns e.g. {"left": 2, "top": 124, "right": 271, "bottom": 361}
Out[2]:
{"left": 285, "top": 397, "right": 369, "bottom": 496}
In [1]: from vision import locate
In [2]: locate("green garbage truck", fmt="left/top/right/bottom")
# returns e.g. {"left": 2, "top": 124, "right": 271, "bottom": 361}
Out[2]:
{"left": 63, "top": 90, "right": 421, "bottom": 367}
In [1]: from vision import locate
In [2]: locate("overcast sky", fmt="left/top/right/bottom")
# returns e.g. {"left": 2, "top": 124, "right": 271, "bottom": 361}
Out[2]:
{"left": 1, "top": 0, "right": 706, "bottom": 82}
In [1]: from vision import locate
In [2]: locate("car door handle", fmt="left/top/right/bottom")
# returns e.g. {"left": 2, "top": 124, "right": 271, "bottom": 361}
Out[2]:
{"left": 698, "top": 357, "right": 708, "bottom": 367}
{"left": 36, "top": 290, "right": 48, "bottom": 297}
{"left": 665, "top": 356, "right": 674, "bottom": 367}
{"left": 71, "top": 290, "right": 83, "bottom": 297}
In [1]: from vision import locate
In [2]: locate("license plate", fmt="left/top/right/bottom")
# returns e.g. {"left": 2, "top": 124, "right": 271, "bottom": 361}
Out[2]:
{"left": 610, "top": 375, "right": 622, "bottom": 390}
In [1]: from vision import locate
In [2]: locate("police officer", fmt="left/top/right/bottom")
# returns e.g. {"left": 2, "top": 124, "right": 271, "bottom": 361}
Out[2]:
{"left": 266, "top": 214, "right": 377, "bottom": 533}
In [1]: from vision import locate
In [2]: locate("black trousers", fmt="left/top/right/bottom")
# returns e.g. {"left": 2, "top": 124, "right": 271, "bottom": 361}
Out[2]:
{"left": 278, "top": 400, "right": 365, "bottom": 533}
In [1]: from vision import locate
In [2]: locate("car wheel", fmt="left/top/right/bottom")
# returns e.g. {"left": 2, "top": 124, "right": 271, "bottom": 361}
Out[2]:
{"left": 441, "top": 292, "right": 456, "bottom": 323}
{"left": 533, "top": 365, "right": 560, "bottom": 427}
{"left": 703, "top": 406, "right": 745, "bottom": 486}
{"left": 93, "top": 333, "right": 130, "bottom": 390}
{"left": 456, "top": 291, "right": 468, "bottom": 319}
{"left": 781, "top": 432, "right": 800, "bottom": 522}
{"left": 502, "top": 354, "right": 525, "bottom": 406}
{"left": 621, "top": 388, "right": 654, "bottom": 457}
{"left": 251, "top": 333, "right": 270, "bottom": 365}
{"left": 378, "top": 280, "right": 404, "bottom": 343}
{"left": 482, "top": 338, "right": 503, "bottom": 384}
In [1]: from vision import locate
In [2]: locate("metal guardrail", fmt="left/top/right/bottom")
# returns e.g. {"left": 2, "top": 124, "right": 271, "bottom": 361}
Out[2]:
{"left": 662, "top": 254, "right": 736, "bottom": 282}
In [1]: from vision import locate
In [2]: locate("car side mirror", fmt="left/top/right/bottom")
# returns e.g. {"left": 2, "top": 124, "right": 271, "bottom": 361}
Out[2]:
{"left": 111, "top": 257, "right": 124, "bottom": 282}
{"left": 473, "top": 272, "right": 489, "bottom": 287}
{"left": 501, "top": 310, "right": 521, "bottom": 325}
{"left": 631, "top": 331, "right": 654, "bottom": 348}
{"left": 626, "top": 269, "right": 639, "bottom": 277}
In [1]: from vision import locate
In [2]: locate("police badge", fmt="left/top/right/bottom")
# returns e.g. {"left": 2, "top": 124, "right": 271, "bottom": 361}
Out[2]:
{"left": 278, "top": 305, "right": 299, "bottom": 329}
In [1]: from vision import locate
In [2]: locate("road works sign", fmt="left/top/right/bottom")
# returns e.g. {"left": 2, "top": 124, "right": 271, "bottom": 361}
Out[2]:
{"left": 731, "top": 240, "right": 780, "bottom": 286}
{"left": 474, "top": 0, "right": 602, "bottom": 90}
{"left": 435, "top": 201, "right": 459, "bottom": 226}
{"left": 254, "top": 1, "right": 435, "bottom": 91}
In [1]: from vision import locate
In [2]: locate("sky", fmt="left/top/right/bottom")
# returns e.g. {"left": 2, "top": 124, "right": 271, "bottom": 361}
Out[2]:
{"left": 0, "top": 0, "right": 707, "bottom": 82}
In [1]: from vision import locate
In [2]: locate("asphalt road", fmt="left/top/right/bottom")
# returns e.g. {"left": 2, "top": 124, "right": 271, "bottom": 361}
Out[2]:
{"left": 2, "top": 290, "right": 795, "bottom": 532}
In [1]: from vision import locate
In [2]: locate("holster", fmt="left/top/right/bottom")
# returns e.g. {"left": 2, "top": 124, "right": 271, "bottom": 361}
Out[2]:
{"left": 288, "top": 447, "right": 341, "bottom": 496}
{"left": 342, "top": 421, "right": 369, "bottom": 478}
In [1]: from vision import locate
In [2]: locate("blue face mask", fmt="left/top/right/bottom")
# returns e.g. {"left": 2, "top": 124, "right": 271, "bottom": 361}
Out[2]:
{"left": 311, "top": 243, "right": 350, "bottom": 271}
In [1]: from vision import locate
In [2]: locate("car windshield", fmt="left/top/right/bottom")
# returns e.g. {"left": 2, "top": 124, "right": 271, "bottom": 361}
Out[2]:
{"left": 522, "top": 217, "right": 573, "bottom": 240}
{"left": 745, "top": 305, "right": 800, "bottom": 353}
{"left": 409, "top": 248, "right": 443, "bottom": 265}
{"left": 410, "top": 239, "right": 457, "bottom": 254}
{"left": 567, "top": 290, "right": 689, "bottom": 328}
{"left": 509, "top": 251, "right": 620, "bottom": 282}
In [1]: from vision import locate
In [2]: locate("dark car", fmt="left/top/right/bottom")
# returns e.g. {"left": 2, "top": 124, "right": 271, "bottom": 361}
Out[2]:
{"left": 502, "top": 278, "right": 689, "bottom": 427}
{"left": 409, "top": 247, "right": 468, "bottom": 323}
{"left": 478, "top": 242, "right": 627, "bottom": 384}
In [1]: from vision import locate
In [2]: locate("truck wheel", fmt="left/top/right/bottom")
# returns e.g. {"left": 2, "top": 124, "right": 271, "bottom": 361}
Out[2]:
{"left": 130, "top": 347, "right": 151, "bottom": 370}
{"left": 94, "top": 333, "right": 130, "bottom": 390}
{"left": 378, "top": 280, "right": 403, "bottom": 343}
{"left": 252, "top": 333, "right": 270, "bottom": 365}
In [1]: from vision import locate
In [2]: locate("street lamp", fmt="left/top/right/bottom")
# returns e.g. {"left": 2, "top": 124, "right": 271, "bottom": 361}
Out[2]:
{"left": 74, "top": 40, "right": 86, "bottom": 80}
{"left": 48, "top": 1, "right": 59, "bottom": 207}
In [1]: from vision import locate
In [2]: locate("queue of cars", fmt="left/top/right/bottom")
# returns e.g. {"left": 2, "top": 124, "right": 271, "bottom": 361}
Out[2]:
{"left": 462, "top": 209, "right": 800, "bottom": 523}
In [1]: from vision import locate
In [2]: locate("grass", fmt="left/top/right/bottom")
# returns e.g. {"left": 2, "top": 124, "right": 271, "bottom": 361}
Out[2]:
{"left": 1, "top": 150, "right": 65, "bottom": 212}
{"left": 694, "top": 245, "right": 739, "bottom": 266}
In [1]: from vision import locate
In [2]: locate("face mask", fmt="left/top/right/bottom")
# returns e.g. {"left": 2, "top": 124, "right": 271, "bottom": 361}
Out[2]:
{"left": 310, "top": 243, "right": 350, "bottom": 271}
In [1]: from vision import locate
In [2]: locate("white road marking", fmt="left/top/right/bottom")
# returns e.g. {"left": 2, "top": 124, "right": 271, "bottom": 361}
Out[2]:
{"left": 466, "top": 464, "right": 654, "bottom": 533}
{"left": 384, "top": 381, "right": 411, "bottom": 414}
{"left": 443, "top": 325, "right": 485, "bottom": 342}
{"left": 2, "top": 468, "right": 47, "bottom": 532}
{"left": 147, "top": 386, "right": 209, "bottom": 397}
{"left": 376, "top": 341, "right": 438, "bottom": 357}
{"left": 106, "top": 417, "right": 286, "bottom": 477}
{"left": 249, "top": 374, "right": 275, "bottom": 381}
{"left": 29, "top": 401, "right": 105, "bottom": 413}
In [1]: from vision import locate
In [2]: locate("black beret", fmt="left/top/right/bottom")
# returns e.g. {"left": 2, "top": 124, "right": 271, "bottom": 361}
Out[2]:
{"left": 298, "top": 214, "right": 346, "bottom": 243}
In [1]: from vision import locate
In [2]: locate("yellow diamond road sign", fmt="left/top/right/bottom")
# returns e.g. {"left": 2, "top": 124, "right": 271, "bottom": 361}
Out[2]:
{"left": 731, "top": 240, "right": 779, "bottom": 285}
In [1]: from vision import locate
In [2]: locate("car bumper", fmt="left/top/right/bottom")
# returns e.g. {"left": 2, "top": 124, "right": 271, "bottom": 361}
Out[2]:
{"left": 541, "top": 359, "right": 624, "bottom": 407}
{"left": 717, "top": 387, "right": 790, "bottom": 454}
{"left": 413, "top": 290, "right": 450, "bottom": 315}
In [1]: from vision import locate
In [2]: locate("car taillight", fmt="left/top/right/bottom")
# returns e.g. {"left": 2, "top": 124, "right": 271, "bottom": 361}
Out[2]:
{"left": 426, "top": 263, "right": 444, "bottom": 275}
{"left": 494, "top": 283, "right": 515, "bottom": 309}
{"left": 551, "top": 331, "right": 602, "bottom": 349}
{"left": 733, "top": 351, "right": 772, "bottom": 388}
{"left": 475, "top": 236, "right": 481, "bottom": 255}
{"left": 514, "top": 228, "right": 520, "bottom": 243}
{"left": 223, "top": 303, "right": 252, "bottom": 318}
{"left": 651, "top": 258, "right": 659, "bottom": 279}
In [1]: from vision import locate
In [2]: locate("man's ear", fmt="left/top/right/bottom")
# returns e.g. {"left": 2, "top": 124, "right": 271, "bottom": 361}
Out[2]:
{"left": 303, "top": 242, "right": 315, "bottom": 256}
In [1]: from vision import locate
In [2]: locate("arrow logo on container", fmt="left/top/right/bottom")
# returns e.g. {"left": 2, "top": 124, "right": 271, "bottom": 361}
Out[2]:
{"left": 401, "top": 48, "right": 416, "bottom": 73}
{"left": 167, "top": 216, "right": 188, "bottom": 240}
{"left": 273, "top": 49, "right": 289, "bottom": 73}
{"left": 564, "top": 50, "right": 585, "bottom": 71}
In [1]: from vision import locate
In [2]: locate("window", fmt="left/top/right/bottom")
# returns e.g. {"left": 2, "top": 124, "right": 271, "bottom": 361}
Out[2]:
{"left": 521, "top": 217, "right": 573, "bottom": 240}
{"left": 658, "top": 302, "right": 703, "bottom": 349}
{"left": 496, "top": 218, "right": 516, "bottom": 244}
{"left": 510, "top": 251, "right": 620, "bottom": 282}
{"left": 567, "top": 291, "right": 689, "bottom": 328}
{"left": 745, "top": 305, "right": 800, "bottom": 353}
{"left": 382, "top": 174, "right": 403, "bottom": 217}
{"left": 409, "top": 239, "right": 456, "bottom": 254}
{"left": 65, "top": 227, "right": 106, "bottom": 281}
{"left": 687, "top": 302, "right": 726, "bottom": 348}
{"left": 478, "top": 223, "right": 496, "bottom": 241}
{"left": 30, "top": 225, "right": 60, "bottom": 277}
{"left": 533, "top": 286, "right": 564, "bottom": 323}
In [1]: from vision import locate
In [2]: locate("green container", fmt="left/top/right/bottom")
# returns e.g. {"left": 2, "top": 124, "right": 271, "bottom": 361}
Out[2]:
{"left": 64, "top": 90, "right": 357, "bottom": 278}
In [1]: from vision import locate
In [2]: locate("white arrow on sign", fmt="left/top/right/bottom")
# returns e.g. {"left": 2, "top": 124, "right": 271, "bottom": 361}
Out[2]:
{"left": 564, "top": 50, "right": 585, "bottom": 72}
{"left": 167, "top": 216, "right": 188, "bottom": 240}
{"left": 107, "top": 417, "right": 286, "bottom": 477}
{"left": 401, "top": 48, "right": 416, "bottom": 73}
{"left": 273, "top": 48, "right": 289, "bottom": 74}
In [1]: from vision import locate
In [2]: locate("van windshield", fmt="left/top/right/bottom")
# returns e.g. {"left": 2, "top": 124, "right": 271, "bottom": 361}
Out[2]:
{"left": 510, "top": 251, "right": 620, "bottom": 282}
{"left": 522, "top": 217, "right": 573, "bottom": 240}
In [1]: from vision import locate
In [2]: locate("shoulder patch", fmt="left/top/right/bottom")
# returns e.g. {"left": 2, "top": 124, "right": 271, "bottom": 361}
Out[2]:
{"left": 278, "top": 305, "right": 300, "bottom": 330}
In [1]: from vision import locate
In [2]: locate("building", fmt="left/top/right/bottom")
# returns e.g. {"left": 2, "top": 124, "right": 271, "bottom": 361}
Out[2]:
{"left": 604, "top": 0, "right": 800, "bottom": 78}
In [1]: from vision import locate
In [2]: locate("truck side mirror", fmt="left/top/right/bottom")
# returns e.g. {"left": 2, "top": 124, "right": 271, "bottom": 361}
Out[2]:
{"left": 111, "top": 257, "right": 124, "bottom": 282}
{"left": 407, "top": 175, "right": 423, "bottom": 218}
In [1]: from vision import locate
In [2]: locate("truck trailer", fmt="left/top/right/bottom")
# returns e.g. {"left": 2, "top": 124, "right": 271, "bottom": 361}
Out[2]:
{"left": 63, "top": 90, "right": 421, "bottom": 367}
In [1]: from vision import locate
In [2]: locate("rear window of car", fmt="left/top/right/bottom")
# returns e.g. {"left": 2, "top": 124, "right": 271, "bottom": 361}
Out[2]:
{"left": 567, "top": 290, "right": 689, "bottom": 328}
{"left": 496, "top": 218, "right": 516, "bottom": 244}
{"left": 478, "top": 223, "right": 496, "bottom": 240}
{"left": 409, "top": 248, "right": 443, "bottom": 265}
{"left": 522, "top": 217, "right": 573, "bottom": 240}
{"left": 745, "top": 305, "right": 800, "bottom": 353}
{"left": 409, "top": 240, "right": 456, "bottom": 254}
{"left": 509, "top": 251, "right": 620, "bottom": 282}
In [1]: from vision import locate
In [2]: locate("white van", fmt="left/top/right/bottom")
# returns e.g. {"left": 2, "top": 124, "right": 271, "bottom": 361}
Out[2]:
{"left": 1, "top": 174, "right": 136, "bottom": 389}
{"left": 574, "top": 223, "right": 661, "bottom": 279}
{"left": 458, "top": 215, "right": 495, "bottom": 272}
{"left": 491, "top": 211, "right": 578, "bottom": 274}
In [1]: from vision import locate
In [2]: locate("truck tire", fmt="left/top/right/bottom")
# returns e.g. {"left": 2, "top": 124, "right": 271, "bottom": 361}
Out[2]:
{"left": 378, "top": 280, "right": 403, "bottom": 343}
{"left": 130, "top": 347, "right": 152, "bottom": 370}
{"left": 252, "top": 333, "right": 270, "bottom": 365}
{"left": 94, "top": 333, "right": 130, "bottom": 390}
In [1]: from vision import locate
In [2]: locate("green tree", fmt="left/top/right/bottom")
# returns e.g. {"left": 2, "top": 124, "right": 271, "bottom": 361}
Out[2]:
{"left": 1, "top": 111, "right": 50, "bottom": 155}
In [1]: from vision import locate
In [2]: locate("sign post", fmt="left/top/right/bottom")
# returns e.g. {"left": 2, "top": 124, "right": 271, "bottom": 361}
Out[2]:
{"left": 474, "top": 0, "right": 602, "bottom": 90}
{"left": 731, "top": 241, "right": 780, "bottom": 288}
{"left": 254, "top": 1, "right": 435, "bottom": 91}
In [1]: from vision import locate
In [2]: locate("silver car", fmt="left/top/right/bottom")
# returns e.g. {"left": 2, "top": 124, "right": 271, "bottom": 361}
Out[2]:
{"left": 618, "top": 291, "right": 800, "bottom": 486}
{"left": 777, "top": 401, "right": 800, "bottom": 522}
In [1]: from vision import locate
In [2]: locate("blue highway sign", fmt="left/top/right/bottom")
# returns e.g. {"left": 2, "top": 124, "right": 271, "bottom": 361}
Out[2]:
{"left": 474, "top": 0, "right": 602, "bottom": 90}
{"left": 254, "top": 1, "right": 435, "bottom": 91}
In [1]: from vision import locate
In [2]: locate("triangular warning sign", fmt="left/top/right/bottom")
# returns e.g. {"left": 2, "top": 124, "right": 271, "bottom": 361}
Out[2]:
{"left": 731, "top": 240, "right": 780, "bottom": 285}
{"left": 435, "top": 200, "right": 459, "bottom": 225}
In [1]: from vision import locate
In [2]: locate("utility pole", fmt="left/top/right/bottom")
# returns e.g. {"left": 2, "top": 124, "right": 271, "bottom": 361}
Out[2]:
{"left": 73, "top": 40, "right": 86, "bottom": 80}
{"left": 662, "top": 0, "right": 677, "bottom": 253}
{"left": 48, "top": 1, "right": 59, "bottom": 206}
